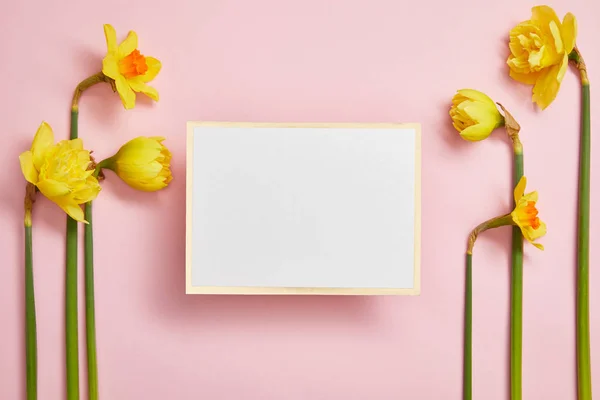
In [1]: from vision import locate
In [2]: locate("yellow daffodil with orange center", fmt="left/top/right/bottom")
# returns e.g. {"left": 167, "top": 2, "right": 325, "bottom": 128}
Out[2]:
{"left": 99, "top": 136, "right": 173, "bottom": 192}
{"left": 507, "top": 6, "right": 577, "bottom": 109}
{"left": 19, "top": 122, "right": 101, "bottom": 223}
{"left": 511, "top": 176, "right": 546, "bottom": 249}
{"left": 102, "top": 24, "right": 161, "bottom": 109}
{"left": 450, "top": 89, "right": 504, "bottom": 141}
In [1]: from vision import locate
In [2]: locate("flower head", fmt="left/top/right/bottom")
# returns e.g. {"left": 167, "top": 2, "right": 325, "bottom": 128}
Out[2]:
{"left": 19, "top": 122, "right": 101, "bottom": 223}
{"left": 450, "top": 89, "right": 504, "bottom": 141}
{"left": 507, "top": 6, "right": 577, "bottom": 109}
{"left": 102, "top": 24, "right": 162, "bottom": 109}
{"left": 511, "top": 176, "right": 547, "bottom": 249}
{"left": 101, "top": 136, "right": 172, "bottom": 191}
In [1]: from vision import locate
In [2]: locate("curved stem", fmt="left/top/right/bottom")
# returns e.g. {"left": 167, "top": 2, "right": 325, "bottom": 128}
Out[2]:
{"left": 72, "top": 72, "right": 109, "bottom": 111}
{"left": 511, "top": 151, "right": 524, "bottom": 400}
{"left": 85, "top": 202, "right": 98, "bottom": 400}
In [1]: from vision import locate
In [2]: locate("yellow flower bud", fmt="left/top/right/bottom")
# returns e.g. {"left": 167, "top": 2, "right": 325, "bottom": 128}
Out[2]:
{"left": 18, "top": 122, "right": 101, "bottom": 223}
{"left": 101, "top": 136, "right": 172, "bottom": 191}
{"left": 511, "top": 176, "right": 547, "bottom": 249}
{"left": 507, "top": 6, "right": 577, "bottom": 109}
{"left": 450, "top": 89, "right": 504, "bottom": 141}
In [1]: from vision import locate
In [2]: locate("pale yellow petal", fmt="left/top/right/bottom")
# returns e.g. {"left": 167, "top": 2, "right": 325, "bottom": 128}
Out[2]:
{"left": 532, "top": 65, "right": 561, "bottom": 110}
{"left": 140, "top": 57, "right": 161, "bottom": 83}
{"left": 115, "top": 76, "right": 136, "bottom": 109}
{"left": 118, "top": 31, "right": 138, "bottom": 59}
{"left": 514, "top": 176, "right": 527, "bottom": 203}
{"left": 548, "top": 21, "right": 564, "bottom": 54}
{"left": 102, "top": 53, "right": 120, "bottom": 80}
{"left": 458, "top": 123, "right": 494, "bottom": 142}
{"left": 456, "top": 89, "right": 496, "bottom": 108}
{"left": 31, "top": 122, "right": 54, "bottom": 171}
{"left": 128, "top": 78, "right": 159, "bottom": 101}
{"left": 19, "top": 151, "right": 38, "bottom": 184}
{"left": 37, "top": 179, "right": 71, "bottom": 198}
{"left": 67, "top": 138, "right": 83, "bottom": 150}
{"left": 561, "top": 13, "right": 577, "bottom": 54}
{"left": 103, "top": 24, "right": 118, "bottom": 54}
{"left": 531, "top": 242, "right": 544, "bottom": 250}
{"left": 531, "top": 6, "right": 561, "bottom": 31}
{"left": 59, "top": 202, "right": 87, "bottom": 224}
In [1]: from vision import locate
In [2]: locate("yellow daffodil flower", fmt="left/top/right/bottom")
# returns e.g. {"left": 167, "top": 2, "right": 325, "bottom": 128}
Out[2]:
{"left": 19, "top": 122, "right": 101, "bottom": 223}
{"left": 511, "top": 176, "right": 547, "bottom": 249}
{"left": 507, "top": 6, "right": 577, "bottom": 109}
{"left": 450, "top": 89, "right": 504, "bottom": 141}
{"left": 101, "top": 24, "right": 162, "bottom": 109}
{"left": 100, "top": 136, "right": 172, "bottom": 191}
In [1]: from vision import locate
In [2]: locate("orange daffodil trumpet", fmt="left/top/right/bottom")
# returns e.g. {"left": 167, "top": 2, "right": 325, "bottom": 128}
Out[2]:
{"left": 507, "top": 6, "right": 577, "bottom": 109}
{"left": 102, "top": 24, "right": 162, "bottom": 109}
{"left": 511, "top": 176, "right": 546, "bottom": 249}
{"left": 450, "top": 89, "right": 504, "bottom": 141}
{"left": 19, "top": 122, "right": 101, "bottom": 223}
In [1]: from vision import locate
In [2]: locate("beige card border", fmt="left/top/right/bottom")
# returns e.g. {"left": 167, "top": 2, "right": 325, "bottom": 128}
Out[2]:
{"left": 186, "top": 122, "right": 421, "bottom": 295}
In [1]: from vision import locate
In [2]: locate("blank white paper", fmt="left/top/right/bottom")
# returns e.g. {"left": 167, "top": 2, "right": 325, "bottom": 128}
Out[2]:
{"left": 190, "top": 125, "right": 417, "bottom": 289}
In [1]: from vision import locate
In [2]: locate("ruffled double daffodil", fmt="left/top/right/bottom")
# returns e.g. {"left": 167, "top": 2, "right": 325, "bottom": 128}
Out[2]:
{"left": 19, "top": 122, "right": 101, "bottom": 223}
{"left": 450, "top": 89, "right": 504, "bottom": 141}
{"left": 102, "top": 24, "right": 162, "bottom": 109}
{"left": 507, "top": 6, "right": 577, "bottom": 109}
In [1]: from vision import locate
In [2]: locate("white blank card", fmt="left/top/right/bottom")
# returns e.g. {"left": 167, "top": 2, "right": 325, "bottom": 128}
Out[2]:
{"left": 186, "top": 122, "right": 421, "bottom": 295}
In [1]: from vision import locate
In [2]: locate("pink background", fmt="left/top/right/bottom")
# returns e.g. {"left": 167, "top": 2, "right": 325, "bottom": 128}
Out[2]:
{"left": 1, "top": 0, "right": 599, "bottom": 398}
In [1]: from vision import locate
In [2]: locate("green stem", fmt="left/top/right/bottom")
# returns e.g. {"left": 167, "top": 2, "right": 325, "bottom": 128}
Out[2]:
{"left": 66, "top": 109, "right": 80, "bottom": 400}
{"left": 25, "top": 221, "right": 37, "bottom": 400}
{"left": 464, "top": 253, "right": 472, "bottom": 400}
{"left": 576, "top": 81, "right": 592, "bottom": 400}
{"left": 85, "top": 202, "right": 98, "bottom": 400}
{"left": 511, "top": 151, "right": 524, "bottom": 400}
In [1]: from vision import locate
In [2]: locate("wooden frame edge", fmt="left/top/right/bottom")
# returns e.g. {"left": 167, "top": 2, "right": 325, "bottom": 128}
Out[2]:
{"left": 185, "top": 121, "right": 422, "bottom": 295}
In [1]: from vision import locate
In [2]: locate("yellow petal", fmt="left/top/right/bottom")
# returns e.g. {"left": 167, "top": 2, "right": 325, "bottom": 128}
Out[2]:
{"left": 522, "top": 190, "right": 539, "bottom": 203}
{"left": 59, "top": 202, "right": 87, "bottom": 224}
{"left": 31, "top": 122, "right": 54, "bottom": 171}
{"left": 19, "top": 151, "right": 38, "bottom": 184}
{"left": 67, "top": 138, "right": 83, "bottom": 150}
{"left": 37, "top": 179, "right": 71, "bottom": 198}
{"left": 514, "top": 176, "right": 527, "bottom": 203}
{"left": 140, "top": 57, "right": 162, "bottom": 83}
{"left": 72, "top": 180, "right": 101, "bottom": 204}
{"left": 128, "top": 78, "right": 159, "bottom": 101}
{"left": 531, "top": 6, "right": 561, "bottom": 31}
{"left": 459, "top": 122, "right": 494, "bottom": 142}
{"left": 104, "top": 24, "right": 118, "bottom": 54}
{"left": 561, "top": 13, "right": 577, "bottom": 54}
{"left": 548, "top": 21, "right": 564, "bottom": 54}
{"left": 532, "top": 64, "right": 561, "bottom": 109}
{"left": 509, "top": 67, "right": 541, "bottom": 85}
{"left": 118, "top": 30, "right": 138, "bottom": 60}
{"left": 102, "top": 54, "right": 120, "bottom": 80}
{"left": 531, "top": 242, "right": 544, "bottom": 250}
{"left": 115, "top": 76, "right": 136, "bottom": 109}
{"left": 456, "top": 89, "right": 496, "bottom": 107}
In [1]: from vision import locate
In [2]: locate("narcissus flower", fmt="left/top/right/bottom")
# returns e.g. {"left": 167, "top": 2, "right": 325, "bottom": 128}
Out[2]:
{"left": 19, "top": 122, "right": 101, "bottom": 223}
{"left": 507, "top": 6, "right": 577, "bottom": 109}
{"left": 102, "top": 24, "right": 162, "bottom": 109}
{"left": 100, "top": 136, "right": 172, "bottom": 191}
{"left": 450, "top": 89, "right": 504, "bottom": 141}
{"left": 511, "top": 176, "right": 547, "bottom": 249}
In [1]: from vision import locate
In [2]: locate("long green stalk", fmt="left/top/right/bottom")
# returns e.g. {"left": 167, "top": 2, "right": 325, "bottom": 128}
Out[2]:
{"left": 85, "top": 202, "right": 98, "bottom": 400}
{"left": 511, "top": 151, "right": 524, "bottom": 400}
{"left": 66, "top": 109, "right": 80, "bottom": 400}
{"left": 464, "top": 253, "right": 472, "bottom": 400}
{"left": 575, "top": 55, "right": 592, "bottom": 400}
{"left": 25, "top": 194, "right": 37, "bottom": 400}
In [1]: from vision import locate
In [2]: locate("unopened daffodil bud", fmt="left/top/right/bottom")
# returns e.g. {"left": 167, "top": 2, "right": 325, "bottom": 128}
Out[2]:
{"left": 99, "top": 136, "right": 172, "bottom": 192}
{"left": 507, "top": 6, "right": 577, "bottom": 109}
{"left": 450, "top": 89, "right": 504, "bottom": 142}
{"left": 19, "top": 122, "right": 101, "bottom": 223}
